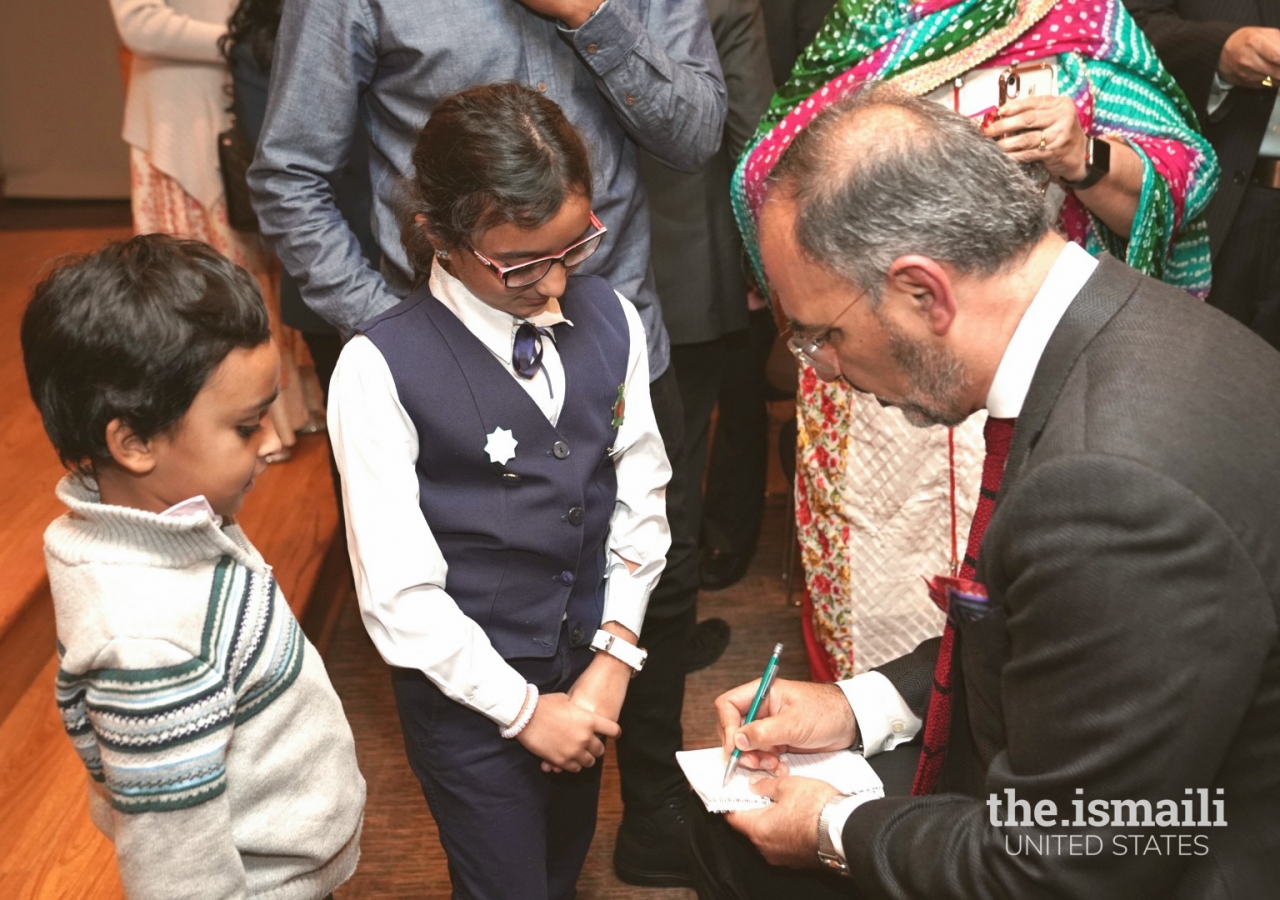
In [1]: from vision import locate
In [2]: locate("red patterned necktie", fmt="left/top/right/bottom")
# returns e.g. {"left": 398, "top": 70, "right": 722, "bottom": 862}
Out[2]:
{"left": 911, "top": 416, "right": 1016, "bottom": 796}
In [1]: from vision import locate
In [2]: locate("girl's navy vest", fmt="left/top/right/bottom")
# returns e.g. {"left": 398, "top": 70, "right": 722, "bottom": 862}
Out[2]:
{"left": 359, "top": 275, "right": 630, "bottom": 660}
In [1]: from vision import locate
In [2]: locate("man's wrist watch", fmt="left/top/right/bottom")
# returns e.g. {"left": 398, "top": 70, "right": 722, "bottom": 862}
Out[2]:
{"left": 1061, "top": 135, "right": 1111, "bottom": 190}
{"left": 816, "top": 793, "right": 852, "bottom": 875}
{"left": 589, "top": 629, "right": 647, "bottom": 674}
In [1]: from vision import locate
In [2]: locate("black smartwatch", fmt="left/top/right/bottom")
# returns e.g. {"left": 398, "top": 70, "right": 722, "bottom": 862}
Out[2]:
{"left": 1061, "top": 136, "right": 1111, "bottom": 190}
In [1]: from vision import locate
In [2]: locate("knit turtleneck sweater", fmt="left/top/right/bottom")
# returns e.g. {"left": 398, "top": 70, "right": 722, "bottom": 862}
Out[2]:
{"left": 45, "top": 475, "right": 364, "bottom": 900}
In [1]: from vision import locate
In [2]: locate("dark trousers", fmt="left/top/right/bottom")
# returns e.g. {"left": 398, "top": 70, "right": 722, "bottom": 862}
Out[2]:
{"left": 391, "top": 631, "right": 601, "bottom": 900}
{"left": 700, "top": 310, "right": 777, "bottom": 563}
{"left": 671, "top": 336, "right": 733, "bottom": 542}
{"left": 1209, "top": 181, "right": 1280, "bottom": 353}
{"left": 688, "top": 743, "right": 921, "bottom": 900}
{"left": 617, "top": 364, "right": 701, "bottom": 810}
{"left": 301, "top": 330, "right": 343, "bottom": 399}
{"left": 301, "top": 330, "right": 346, "bottom": 529}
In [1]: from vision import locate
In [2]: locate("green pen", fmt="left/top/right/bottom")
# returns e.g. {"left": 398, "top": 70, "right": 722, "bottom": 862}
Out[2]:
{"left": 723, "top": 642, "right": 783, "bottom": 787}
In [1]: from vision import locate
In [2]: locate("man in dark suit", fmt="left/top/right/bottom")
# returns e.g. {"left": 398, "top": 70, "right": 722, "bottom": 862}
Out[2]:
{"left": 688, "top": 84, "right": 1280, "bottom": 899}
{"left": 1126, "top": 0, "right": 1280, "bottom": 351}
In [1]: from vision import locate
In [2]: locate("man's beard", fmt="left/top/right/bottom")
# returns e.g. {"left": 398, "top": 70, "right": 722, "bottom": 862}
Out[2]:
{"left": 875, "top": 314, "right": 973, "bottom": 428}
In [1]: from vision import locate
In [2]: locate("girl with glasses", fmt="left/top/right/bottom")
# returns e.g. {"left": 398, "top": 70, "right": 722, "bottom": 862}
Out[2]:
{"left": 328, "top": 82, "right": 671, "bottom": 899}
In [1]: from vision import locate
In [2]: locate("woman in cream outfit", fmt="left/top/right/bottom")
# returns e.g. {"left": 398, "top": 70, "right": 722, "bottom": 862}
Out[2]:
{"left": 110, "top": 0, "right": 315, "bottom": 452}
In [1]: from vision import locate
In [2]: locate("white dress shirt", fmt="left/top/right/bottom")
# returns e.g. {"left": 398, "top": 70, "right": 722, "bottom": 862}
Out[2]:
{"left": 828, "top": 241, "right": 1099, "bottom": 857}
{"left": 328, "top": 263, "right": 672, "bottom": 728}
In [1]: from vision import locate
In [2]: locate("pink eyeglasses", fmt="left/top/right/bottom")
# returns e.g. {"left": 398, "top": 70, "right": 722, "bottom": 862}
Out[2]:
{"left": 469, "top": 212, "right": 608, "bottom": 289}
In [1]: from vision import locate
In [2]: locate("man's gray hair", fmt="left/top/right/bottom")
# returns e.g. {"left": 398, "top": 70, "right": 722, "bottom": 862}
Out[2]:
{"left": 768, "top": 82, "right": 1052, "bottom": 303}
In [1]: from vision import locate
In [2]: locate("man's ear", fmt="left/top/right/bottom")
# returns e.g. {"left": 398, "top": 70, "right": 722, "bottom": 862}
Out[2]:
{"left": 104, "top": 419, "right": 158, "bottom": 475}
{"left": 885, "top": 255, "right": 958, "bottom": 336}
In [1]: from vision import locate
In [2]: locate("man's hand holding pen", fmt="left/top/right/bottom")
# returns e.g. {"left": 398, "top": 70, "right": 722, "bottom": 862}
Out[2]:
{"left": 713, "top": 679, "right": 861, "bottom": 868}
{"left": 715, "top": 679, "right": 858, "bottom": 771}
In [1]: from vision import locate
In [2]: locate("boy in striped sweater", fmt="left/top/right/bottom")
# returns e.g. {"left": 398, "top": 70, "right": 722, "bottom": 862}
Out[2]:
{"left": 20, "top": 235, "right": 365, "bottom": 900}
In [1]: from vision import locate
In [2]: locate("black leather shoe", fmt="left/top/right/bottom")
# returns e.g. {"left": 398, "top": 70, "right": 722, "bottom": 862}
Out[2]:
{"left": 685, "top": 618, "right": 731, "bottom": 673}
{"left": 699, "top": 547, "right": 751, "bottom": 591}
{"left": 613, "top": 793, "right": 694, "bottom": 887}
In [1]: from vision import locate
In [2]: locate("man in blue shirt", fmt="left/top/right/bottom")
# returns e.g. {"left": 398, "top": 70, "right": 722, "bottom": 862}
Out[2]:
{"left": 248, "top": 0, "right": 727, "bottom": 886}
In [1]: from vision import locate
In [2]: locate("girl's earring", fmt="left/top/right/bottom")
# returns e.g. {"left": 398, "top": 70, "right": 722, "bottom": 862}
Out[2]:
{"left": 435, "top": 249, "right": 450, "bottom": 260}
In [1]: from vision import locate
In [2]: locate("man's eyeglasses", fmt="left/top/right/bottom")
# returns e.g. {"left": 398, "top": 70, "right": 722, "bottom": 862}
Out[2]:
{"left": 470, "top": 213, "right": 608, "bottom": 289}
{"left": 785, "top": 289, "right": 867, "bottom": 380}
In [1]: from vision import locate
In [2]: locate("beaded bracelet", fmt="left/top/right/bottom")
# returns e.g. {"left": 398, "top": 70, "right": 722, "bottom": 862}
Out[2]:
{"left": 499, "top": 684, "right": 540, "bottom": 739}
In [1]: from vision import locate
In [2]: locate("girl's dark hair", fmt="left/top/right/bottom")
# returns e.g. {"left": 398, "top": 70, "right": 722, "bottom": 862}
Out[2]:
{"left": 20, "top": 234, "right": 271, "bottom": 476}
{"left": 399, "top": 82, "right": 594, "bottom": 283}
{"left": 220, "top": 0, "right": 283, "bottom": 69}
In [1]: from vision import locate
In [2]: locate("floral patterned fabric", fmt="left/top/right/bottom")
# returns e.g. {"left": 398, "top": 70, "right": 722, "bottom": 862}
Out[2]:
{"left": 130, "top": 147, "right": 267, "bottom": 270}
{"left": 796, "top": 373, "right": 985, "bottom": 679}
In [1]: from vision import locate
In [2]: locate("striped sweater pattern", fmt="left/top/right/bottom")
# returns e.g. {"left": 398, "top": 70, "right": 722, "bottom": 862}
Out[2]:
{"left": 56, "top": 556, "right": 304, "bottom": 814}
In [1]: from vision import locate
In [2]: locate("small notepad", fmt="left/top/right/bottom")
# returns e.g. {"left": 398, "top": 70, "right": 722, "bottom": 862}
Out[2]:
{"left": 676, "top": 746, "right": 884, "bottom": 813}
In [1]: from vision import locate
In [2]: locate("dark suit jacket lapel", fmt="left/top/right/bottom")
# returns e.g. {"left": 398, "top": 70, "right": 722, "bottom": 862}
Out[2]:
{"left": 1001, "top": 254, "right": 1143, "bottom": 492}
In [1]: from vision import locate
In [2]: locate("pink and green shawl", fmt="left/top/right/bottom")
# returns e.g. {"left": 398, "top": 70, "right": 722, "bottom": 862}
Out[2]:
{"left": 732, "top": 0, "right": 1219, "bottom": 297}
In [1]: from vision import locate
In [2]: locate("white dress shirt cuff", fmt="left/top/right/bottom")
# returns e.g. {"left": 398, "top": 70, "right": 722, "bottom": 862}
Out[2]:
{"left": 475, "top": 667, "right": 535, "bottom": 728}
{"left": 827, "top": 792, "right": 880, "bottom": 861}
{"left": 602, "top": 558, "right": 651, "bottom": 637}
{"left": 1208, "top": 72, "right": 1232, "bottom": 118}
{"left": 837, "top": 671, "right": 922, "bottom": 757}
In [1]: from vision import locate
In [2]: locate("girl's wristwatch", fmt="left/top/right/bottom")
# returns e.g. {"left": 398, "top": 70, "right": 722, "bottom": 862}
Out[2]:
{"left": 590, "top": 629, "right": 648, "bottom": 674}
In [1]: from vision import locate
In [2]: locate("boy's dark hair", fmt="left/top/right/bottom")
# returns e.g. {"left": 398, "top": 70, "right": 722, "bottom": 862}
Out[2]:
{"left": 21, "top": 234, "right": 271, "bottom": 475}
{"left": 399, "top": 82, "right": 594, "bottom": 283}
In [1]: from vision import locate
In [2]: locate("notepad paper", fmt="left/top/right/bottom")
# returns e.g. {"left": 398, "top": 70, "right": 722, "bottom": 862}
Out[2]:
{"left": 677, "top": 746, "right": 884, "bottom": 813}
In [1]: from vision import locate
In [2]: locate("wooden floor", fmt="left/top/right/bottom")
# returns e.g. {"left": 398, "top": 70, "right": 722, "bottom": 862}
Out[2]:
{"left": 0, "top": 220, "right": 809, "bottom": 898}
{"left": 0, "top": 229, "right": 119, "bottom": 636}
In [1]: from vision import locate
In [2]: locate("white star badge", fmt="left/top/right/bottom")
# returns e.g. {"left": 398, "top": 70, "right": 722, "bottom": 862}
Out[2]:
{"left": 484, "top": 427, "right": 519, "bottom": 465}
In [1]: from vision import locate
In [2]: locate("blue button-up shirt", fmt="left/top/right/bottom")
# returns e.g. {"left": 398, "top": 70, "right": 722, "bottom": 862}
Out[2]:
{"left": 248, "top": 0, "right": 728, "bottom": 378}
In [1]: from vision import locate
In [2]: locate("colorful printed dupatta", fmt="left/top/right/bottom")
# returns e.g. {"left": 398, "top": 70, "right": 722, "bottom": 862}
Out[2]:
{"left": 732, "top": 0, "right": 1218, "bottom": 297}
